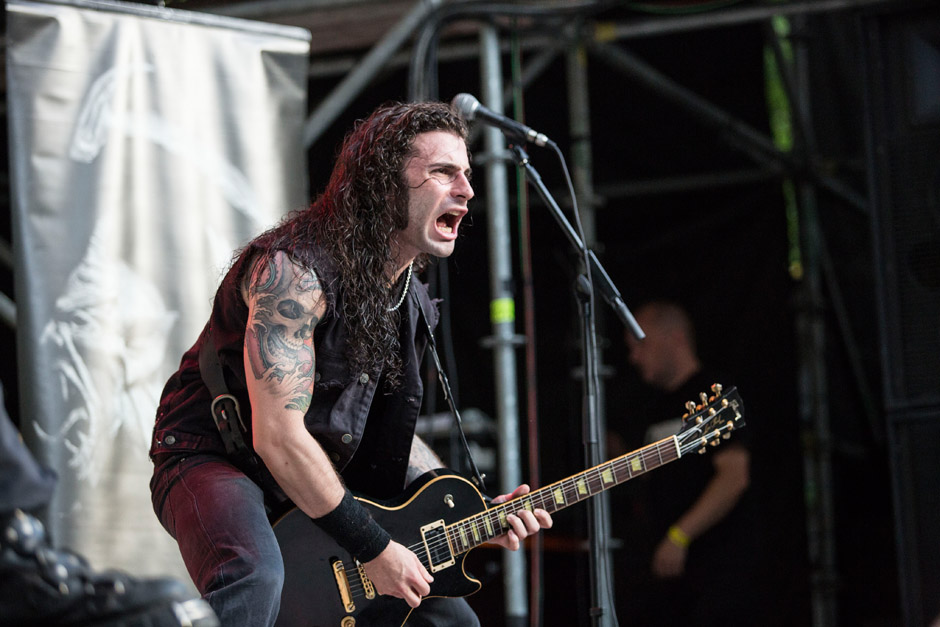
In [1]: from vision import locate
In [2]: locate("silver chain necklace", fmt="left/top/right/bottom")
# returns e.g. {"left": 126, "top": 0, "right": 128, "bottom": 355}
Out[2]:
{"left": 388, "top": 261, "right": 414, "bottom": 311}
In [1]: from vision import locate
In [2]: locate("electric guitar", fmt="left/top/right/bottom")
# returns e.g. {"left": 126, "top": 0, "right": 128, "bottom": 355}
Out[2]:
{"left": 272, "top": 384, "right": 744, "bottom": 627}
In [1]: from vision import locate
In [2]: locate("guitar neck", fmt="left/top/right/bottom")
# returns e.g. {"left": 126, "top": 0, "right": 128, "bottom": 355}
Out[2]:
{"left": 446, "top": 436, "right": 681, "bottom": 555}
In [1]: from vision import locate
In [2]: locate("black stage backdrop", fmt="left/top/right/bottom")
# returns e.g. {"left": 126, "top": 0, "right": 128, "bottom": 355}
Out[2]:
{"left": 303, "top": 21, "right": 836, "bottom": 626}
{"left": 301, "top": 17, "right": 902, "bottom": 625}
{"left": 0, "top": 13, "right": 900, "bottom": 627}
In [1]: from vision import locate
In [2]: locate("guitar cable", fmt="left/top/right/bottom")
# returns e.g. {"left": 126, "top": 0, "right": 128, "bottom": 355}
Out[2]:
{"left": 414, "top": 290, "right": 488, "bottom": 491}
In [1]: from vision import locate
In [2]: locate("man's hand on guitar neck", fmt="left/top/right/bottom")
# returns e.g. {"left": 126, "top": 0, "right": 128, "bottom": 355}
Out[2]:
{"left": 487, "top": 484, "right": 553, "bottom": 551}
{"left": 362, "top": 540, "right": 434, "bottom": 608}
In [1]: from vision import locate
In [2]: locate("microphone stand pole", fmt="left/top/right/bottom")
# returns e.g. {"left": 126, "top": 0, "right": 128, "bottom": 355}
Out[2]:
{"left": 507, "top": 144, "right": 643, "bottom": 627}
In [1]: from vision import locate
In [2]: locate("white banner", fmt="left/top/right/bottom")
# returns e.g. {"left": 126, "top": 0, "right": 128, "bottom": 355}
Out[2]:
{"left": 6, "top": 0, "right": 310, "bottom": 585}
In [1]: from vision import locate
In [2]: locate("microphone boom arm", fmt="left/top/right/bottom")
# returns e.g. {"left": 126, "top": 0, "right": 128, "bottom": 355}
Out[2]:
{"left": 508, "top": 144, "right": 645, "bottom": 340}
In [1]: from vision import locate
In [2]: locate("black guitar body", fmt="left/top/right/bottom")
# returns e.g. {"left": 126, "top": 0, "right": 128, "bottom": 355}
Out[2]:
{"left": 272, "top": 386, "right": 745, "bottom": 627}
{"left": 273, "top": 470, "right": 486, "bottom": 627}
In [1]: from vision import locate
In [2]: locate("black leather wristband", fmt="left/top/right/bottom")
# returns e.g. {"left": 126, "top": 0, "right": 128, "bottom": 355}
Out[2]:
{"left": 312, "top": 490, "right": 391, "bottom": 563}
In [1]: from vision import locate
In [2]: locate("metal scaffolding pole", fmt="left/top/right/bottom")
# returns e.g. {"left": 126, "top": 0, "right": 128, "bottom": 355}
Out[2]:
{"left": 794, "top": 178, "right": 839, "bottom": 627}
{"left": 566, "top": 39, "right": 617, "bottom": 627}
{"left": 302, "top": 0, "right": 443, "bottom": 148}
{"left": 787, "top": 15, "right": 839, "bottom": 627}
{"left": 478, "top": 24, "right": 528, "bottom": 627}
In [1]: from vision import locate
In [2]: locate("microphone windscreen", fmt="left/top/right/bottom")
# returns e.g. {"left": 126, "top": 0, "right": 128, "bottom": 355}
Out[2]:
{"left": 451, "top": 93, "right": 479, "bottom": 121}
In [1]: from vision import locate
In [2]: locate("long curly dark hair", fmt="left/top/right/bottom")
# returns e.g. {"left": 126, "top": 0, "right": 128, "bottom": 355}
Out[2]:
{"left": 249, "top": 101, "right": 468, "bottom": 387}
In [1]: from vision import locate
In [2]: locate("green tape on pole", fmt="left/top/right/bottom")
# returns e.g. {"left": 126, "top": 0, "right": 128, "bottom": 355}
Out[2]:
{"left": 490, "top": 297, "right": 515, "bottom": 323}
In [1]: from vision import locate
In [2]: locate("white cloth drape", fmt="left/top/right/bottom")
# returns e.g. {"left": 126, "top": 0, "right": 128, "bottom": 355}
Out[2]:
{"left": 7, "top": 0, "right": 310, "bottom": 585}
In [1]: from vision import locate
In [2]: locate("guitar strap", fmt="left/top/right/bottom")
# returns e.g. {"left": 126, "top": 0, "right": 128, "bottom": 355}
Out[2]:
{"left": 198, "top": 327, "right": 287, "bottom": 508}
{"left": 411, "top": 290, "right": 487, "bottom": 491}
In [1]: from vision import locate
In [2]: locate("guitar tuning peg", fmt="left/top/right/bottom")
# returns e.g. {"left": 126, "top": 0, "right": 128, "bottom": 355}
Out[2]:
{"left": 699, "top": 392, "right": 708, "bottom": 405}
{"left": 685, "top": 401, "right": 697, "bottom": 414}
{"left": 697, "top": 447, "right": 707, "bottom": 454}
{"left": 711, "top": 383, "right": 723, "bottom": 396}
{"left": 722, "top": 432, "right": 732, "bottom": 440}
{"left": 709, "top": 439, "right": 720, "bottom": 447}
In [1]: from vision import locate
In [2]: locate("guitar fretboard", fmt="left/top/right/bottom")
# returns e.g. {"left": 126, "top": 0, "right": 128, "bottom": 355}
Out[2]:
{"left": 445, "top": 436, "right": 680, "bottom": 555}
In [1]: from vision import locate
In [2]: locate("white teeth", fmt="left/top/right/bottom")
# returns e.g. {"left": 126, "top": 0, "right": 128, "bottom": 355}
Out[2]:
{"left": 438, "top": 211, "right": 460, "bottom": 234}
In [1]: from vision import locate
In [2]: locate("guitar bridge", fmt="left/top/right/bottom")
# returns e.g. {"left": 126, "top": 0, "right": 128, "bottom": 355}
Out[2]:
{"left": 420, "top": 519, "right": 455, "bottom": 573}
{"left": 331, "top": 559, "right": 356, "bottom": 613}
{"left": 355, "top": 560, "right": 376, "bottom": 599}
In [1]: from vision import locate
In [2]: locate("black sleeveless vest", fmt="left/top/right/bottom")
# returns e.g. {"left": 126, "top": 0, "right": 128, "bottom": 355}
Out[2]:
{"left": 150, "top": 243, "right": 438, "bottom": 498}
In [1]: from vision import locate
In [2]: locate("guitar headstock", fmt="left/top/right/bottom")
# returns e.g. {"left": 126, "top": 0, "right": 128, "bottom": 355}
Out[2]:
{"left": 675, "top": 384, "right": 745, "bottom": 456}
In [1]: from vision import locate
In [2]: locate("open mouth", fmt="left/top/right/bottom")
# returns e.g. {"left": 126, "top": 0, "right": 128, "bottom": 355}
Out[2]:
{"left": 436, "top": 210, "right": 463, "bottom": 235}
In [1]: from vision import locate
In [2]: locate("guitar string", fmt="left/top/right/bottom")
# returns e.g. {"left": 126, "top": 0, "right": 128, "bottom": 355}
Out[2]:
{"left": 340, "top": 411, "right": 734, "bottom": 599}
{"left": 340, "top": 441, "right": 682, "bottom": 598}
{"left": 411, "top": 403, "right": 735, "bottom": 558}
{"left": 338, "top": 403, "right": 737, "bottom": 600}
{"left": 341, "top": 438, "right": 709, "bottom": 599}
{"left": 339, "top": 443, "right": 673, "bottom": 599}
{"left": 385, "top": 407, "right": 730, "bottom": 577}
{"left": 421, "top": 408, "right": 728, "bottom": 554}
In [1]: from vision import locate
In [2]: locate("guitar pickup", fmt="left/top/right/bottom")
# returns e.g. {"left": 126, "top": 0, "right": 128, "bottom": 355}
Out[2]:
{"left": 420, "top": 519, "right": 455, "bottom": 573}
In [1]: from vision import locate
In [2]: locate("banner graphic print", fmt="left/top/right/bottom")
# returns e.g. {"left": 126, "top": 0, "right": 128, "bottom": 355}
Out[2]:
{"left": 6, "top": 0, "right": 310, "bottom": 583}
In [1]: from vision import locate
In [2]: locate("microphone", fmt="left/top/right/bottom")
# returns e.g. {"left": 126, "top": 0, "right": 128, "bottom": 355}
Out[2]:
{"left": 451, "top": 93, "right": 555, "bottom": 148}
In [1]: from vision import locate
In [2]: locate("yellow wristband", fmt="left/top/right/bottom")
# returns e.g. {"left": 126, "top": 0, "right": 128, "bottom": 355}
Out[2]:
{"left": 667, "top": 525, "right": 691, "bottom": 549}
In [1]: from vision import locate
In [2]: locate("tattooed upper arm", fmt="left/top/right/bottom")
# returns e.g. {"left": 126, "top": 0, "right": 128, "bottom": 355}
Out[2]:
{"left": 243, "top": 251, "right": 326, "bottom": 414}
